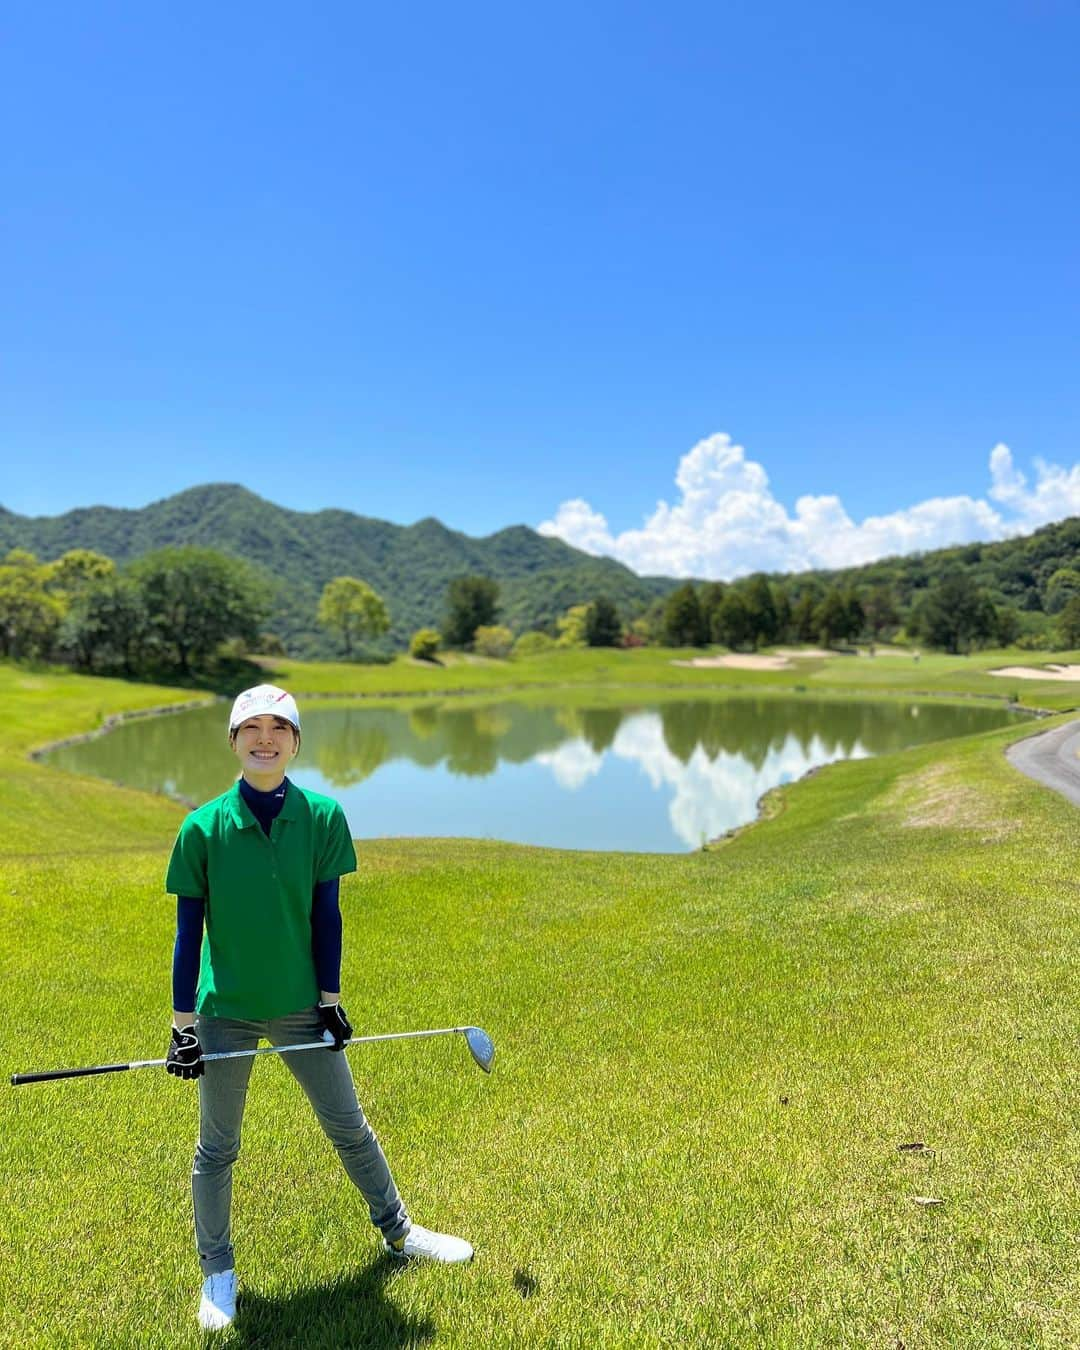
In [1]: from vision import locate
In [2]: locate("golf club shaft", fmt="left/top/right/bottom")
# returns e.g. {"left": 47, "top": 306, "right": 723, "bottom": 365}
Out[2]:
{"left": 10, "top": 1025, "right": 480, "bottom": 1086}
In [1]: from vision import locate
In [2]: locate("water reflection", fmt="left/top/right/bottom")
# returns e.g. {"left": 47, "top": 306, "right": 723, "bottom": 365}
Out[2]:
{"left": 43, "top": 696, "right": 1023, "bottom": 852}
{"left": 543, "top": 712, "right": 864, "bottom": 847}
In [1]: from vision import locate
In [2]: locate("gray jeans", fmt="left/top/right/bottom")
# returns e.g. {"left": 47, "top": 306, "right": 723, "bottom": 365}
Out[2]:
{"left": 193, "top": 1006, "right": 410, "bottom": 1276}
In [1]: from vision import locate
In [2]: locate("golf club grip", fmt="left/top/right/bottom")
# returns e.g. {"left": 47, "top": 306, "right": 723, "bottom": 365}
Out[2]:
{"left": 10, "top": 1063, "right": 132, "bottom": 1085}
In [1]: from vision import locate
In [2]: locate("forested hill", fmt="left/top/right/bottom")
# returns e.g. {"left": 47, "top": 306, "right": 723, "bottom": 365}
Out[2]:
{"left": 2, "top": 484, "right": 1078, "bottom": 658}
{"left": 0, "top": 485, "right": 672, "bottom": 656}
{"left": 780, "top": 515, "right": 1080, "bottom": 615}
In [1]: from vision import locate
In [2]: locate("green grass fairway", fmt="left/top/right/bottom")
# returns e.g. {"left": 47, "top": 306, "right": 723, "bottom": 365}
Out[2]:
{"left": 2, "top": 654, "right": 1078, "bottom": 1347}
{"left": 260, "top": 643, "right": 1080, "bottom": 708}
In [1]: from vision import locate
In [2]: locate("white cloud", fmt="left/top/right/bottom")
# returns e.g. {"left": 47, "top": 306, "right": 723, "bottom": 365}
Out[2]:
{"left": 537, "top": 434, "right": 1079, "bottom": 578}
{"left": 535, "top": 498, "right": 614, "bottom": 558}
{"left": 989, "top": 442, "right": 1080, "bottom": 526}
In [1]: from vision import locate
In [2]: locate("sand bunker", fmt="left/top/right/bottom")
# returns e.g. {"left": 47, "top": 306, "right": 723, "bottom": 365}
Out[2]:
{"left": 673, "top": 654, "right": 793, "bottom": 671}
{"left": 988, "top": 664, "right": 1080, "bottom": 681}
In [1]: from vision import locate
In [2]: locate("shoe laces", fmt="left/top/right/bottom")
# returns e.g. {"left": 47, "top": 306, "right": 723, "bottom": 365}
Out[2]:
{"left": 410, "top": 1226, "right": 446, "bottom": 1255}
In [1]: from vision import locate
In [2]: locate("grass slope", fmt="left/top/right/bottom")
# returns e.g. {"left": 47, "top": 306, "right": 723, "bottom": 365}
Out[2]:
{"left": 1, "top": 653, "right": 1077, "bottom": 1348}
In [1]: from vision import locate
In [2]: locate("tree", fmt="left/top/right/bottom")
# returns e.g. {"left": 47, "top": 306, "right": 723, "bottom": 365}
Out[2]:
{"left": 992, "top": 606, "right": 1020, "bottom": 647}
{"left": 128, "top": 547, "right": 268, "bottom": 674}
{"left": 443, "top": 575, "right": 499, "bottom": 648}
{"left": 814, "top": 588, "right": 849, "bottom": 647}
{"left": 662, "top": 583, "right": 708, "bottom": 647}
{"left": 700, "top": 582, "right": 727, "bottom": 642}
{"left": 773, "top": 586, "right": 793, "bottom": 644}
{"left": 60, "top": 574, "right": 154, "bottom": 674}
{"left": 46, "top": 550, "right": 121, "bottom": 667}
{"left": 556, "top": 604, "right": 590, "bottom": 648}
{"left": 0, "top": 549, "right": 64, "bottom": 659}
{"left": 585, "top": 597, "right": 622, "bottom": 647}
{"left": 634, "top": 597, "right": 667, "bottom": 646}
{"left": 44, "top": 548, "right": 115, "bottom": 596}
{"left": 843, "top": 590, "right": 865, "bottom": 643}
{"left": 742, "top": 575, "right": 779, "bottom": 648}
{"left": 626, "top": 617, "right": 652, "bottom": 647}
{"left": 862, "top": 584, "right": 899, "bottom": 640}
{"left": 791, "top": 592, "right": 820, "bottom": 644}
{"left": 1058, "top": 596, "right": 1080, "bottom": 649}
{"left": 909, "top": 573, "right": 998, "bottom": 654}
{"left": 513, "top": 630, "right": 555, "bottom": 659}
{"left": 317, "top": 576, "right": 390, "bottom": 659}
{"left": 473, "top": 624, "right": 513, "bottom": 658}
{"left": 409, "top": 628, "right": 441, "bottom": 662}
{"left": 714, "top": 590, "right": 754, "bottom": 650}
{"left": 1043, "top": 567, "right": 1080, "bottom": 615}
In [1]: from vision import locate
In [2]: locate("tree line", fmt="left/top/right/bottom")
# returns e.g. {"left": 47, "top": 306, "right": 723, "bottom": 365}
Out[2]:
{"left": 432, "top": 570, "right": 1080, "bottom": 657}
{"left": 0, "top": 547, "right": 269, "bottom": 675}
{"left": 0, "top": 546, "right": 398, "bottom": 676}
{"left": 647, "top": 573, "right": 1021, "bottom": 654}
{"left": 3, "top": 489, "right": 1076, "bottom": 658}
{"left": 3, "top": 544, "right": 1079, "bottom": 678}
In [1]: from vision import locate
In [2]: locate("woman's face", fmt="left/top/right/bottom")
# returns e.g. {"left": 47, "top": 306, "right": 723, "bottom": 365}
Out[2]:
{"left": 231, "top": 714, "right": 299, "bottom": 781}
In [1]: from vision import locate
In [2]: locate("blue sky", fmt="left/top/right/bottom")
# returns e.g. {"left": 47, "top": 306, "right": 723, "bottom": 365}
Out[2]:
{"left": 2, "top": 2, "right": 1077, "bottom": 576}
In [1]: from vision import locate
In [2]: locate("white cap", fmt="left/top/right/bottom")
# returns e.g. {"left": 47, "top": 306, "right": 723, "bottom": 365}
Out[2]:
{"left": 228, "top": 684, "right": 301, "bottom": 735}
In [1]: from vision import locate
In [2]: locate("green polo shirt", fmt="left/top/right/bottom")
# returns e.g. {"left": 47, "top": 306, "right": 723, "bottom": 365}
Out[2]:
{"left": 166, "top": 779, "right": 357, "bottom": 1019}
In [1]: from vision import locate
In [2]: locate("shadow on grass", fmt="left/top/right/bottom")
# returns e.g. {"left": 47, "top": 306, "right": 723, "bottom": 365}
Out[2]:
{"left": 226, "top": 1258, "right": 435, "bottom": 1349}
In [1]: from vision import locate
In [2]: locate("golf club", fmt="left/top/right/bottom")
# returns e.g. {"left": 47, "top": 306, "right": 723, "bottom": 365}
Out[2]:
{"left": 10, "top": 1024, "right": 495, "bottom": 1085}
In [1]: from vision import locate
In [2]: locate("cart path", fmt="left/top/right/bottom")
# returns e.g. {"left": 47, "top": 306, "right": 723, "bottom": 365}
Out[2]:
{"left": 1006, "top": 719, "right": 1080, "bottom": 808}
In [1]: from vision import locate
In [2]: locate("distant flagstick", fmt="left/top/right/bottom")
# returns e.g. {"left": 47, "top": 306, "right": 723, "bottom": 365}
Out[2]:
{"left": 10, "top": 1025, "right": 495, "bottom": 1085}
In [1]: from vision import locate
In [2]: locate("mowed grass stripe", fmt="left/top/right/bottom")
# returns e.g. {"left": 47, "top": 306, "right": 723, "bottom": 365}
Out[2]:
{"left": 1, "top": 658, "right": 1077, "bottom": 1347}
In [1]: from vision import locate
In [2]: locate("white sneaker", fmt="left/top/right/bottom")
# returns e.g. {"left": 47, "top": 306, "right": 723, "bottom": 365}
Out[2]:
{"left": 198, "top": 1269, "right": 237, "bottom": 1331}
{"left": 384, "top": 1223, "right": 474, "bottom": 1263}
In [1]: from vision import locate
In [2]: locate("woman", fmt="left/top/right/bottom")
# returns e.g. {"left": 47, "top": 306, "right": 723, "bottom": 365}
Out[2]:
{"left": 166, "top": 684, "right": 472, "bottom": 1332}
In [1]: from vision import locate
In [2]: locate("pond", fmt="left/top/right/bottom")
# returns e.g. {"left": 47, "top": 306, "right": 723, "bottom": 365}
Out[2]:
{"left": 42, "top": 695, "right": 1025, "bottom": 852}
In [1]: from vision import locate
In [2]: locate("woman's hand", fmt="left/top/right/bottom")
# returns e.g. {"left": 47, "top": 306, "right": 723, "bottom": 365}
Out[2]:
{"left": 167, "top": 1023, "right": 204, "bottom": 1079}
{"left": 318, "top": 1001, "right": 353, "bottom": 1051}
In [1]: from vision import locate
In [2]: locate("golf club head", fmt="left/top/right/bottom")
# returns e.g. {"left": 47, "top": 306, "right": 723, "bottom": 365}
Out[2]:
{"left": 464, "top": 1026, "right": 495, "bottom": 1073}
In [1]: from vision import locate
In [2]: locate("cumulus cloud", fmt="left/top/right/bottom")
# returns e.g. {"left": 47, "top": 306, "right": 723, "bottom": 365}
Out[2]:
{"left": 537, "top": 435, "right": 1079, "bottom": 578}
{"left": 988, "top": 442, "right": 1080, "bottom": 525}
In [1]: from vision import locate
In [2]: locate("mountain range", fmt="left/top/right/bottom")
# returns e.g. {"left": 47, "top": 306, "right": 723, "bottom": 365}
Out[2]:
{"left": 2, "top": 485, "right": 1077, "bottom": 657}
{"left": 0, "top": 485, "right": 673, "bottom": 656}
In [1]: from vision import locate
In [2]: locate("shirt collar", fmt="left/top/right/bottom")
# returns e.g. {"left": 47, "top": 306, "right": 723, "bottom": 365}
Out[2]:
{"left": 227, "top": 777, "right": 300, "bottom": 828}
